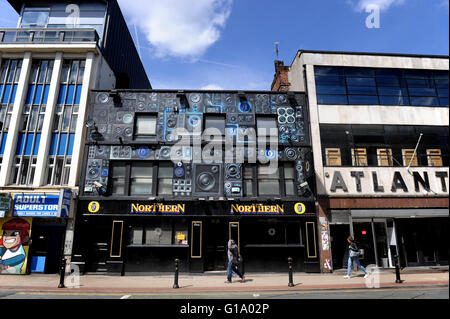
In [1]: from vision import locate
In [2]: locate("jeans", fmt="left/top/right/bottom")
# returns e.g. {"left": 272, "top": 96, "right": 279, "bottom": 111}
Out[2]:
{"left": 227, "top": 261, "right": 243, "bottom": 282}
{"left": 347, "top": 256, "right": 367, "bottom": 276}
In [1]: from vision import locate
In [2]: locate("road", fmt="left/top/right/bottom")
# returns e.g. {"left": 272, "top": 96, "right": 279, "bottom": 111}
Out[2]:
{"left": 0, "top": 287, "right": 448, "bottom": 299}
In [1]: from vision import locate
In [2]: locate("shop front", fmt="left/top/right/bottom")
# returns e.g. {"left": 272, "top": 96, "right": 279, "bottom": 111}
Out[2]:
{"left": 325, "top": 204, "right": 449, "bottom": 271}
{"left": 0, "top": 190, "right": 71, "bottom": 275}
{"left": 72, "top": 200, "right": 320, "bottom": 274}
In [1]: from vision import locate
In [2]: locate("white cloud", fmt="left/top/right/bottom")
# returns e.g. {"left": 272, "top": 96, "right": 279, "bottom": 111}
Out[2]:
{"left": 347, "top": 0, "right": 405, "bottom": 11}
{"left": 201, "top": 84, "right": 225, "bottom": 90}
{"left": 118, "top": 0, "right": 233, "bottom": 60}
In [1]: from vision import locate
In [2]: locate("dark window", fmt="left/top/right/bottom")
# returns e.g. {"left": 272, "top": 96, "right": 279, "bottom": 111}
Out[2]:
{"left": 315, "top": 66, "right": 448, "bottom": 107}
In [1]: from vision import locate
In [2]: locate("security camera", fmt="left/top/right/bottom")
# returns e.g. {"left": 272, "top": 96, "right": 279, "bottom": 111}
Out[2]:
{"left": 299, "top": 182, "right": 309, "bottom": 188}
{"left": 93, "top": 181, "right": 104, "bottom": 188}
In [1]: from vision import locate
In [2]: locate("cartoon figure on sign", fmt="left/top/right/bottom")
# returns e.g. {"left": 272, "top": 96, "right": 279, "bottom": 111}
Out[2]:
{"left": 0, "top": 218, "right": 31, "bottom": 274}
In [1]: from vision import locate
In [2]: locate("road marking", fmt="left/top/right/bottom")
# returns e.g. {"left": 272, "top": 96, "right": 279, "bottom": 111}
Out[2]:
{"left": 120, "top": 295, "right": 131, "bottom": 299}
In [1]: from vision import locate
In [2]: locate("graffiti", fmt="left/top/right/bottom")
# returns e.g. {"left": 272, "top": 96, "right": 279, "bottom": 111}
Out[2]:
{"left": 0, "top": 218, "right": 32, "bottom": 275}
{"left": 319, "top": 217, "right": 330, "bottom": 251}
{"left": 324, "top": 259, "right": 332, "bottom": 271}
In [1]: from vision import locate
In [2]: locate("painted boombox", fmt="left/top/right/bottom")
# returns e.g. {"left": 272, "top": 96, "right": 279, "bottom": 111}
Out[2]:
{"left": 83, "top": 90, "right": 314, "bottom": 199}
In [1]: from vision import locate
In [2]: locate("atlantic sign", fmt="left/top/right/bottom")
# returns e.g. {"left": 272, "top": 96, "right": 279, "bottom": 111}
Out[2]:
{"left": 323, "top": 168, "right": 449, "bottom": 196}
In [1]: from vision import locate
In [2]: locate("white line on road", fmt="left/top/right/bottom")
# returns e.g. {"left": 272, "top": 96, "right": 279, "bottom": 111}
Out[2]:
{"left": 120, "top": 295, "right": 131, "bottom": 299}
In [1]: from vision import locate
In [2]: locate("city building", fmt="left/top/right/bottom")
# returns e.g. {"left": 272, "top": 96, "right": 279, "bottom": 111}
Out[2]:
{"left": 0, "top": 0, "right": 150, "bottom": 275}
{"left": 272, "top": 50, "right": 449, "bottom": 272}
{"left": 72, "top": 90, "right": 319, "bottom": 274}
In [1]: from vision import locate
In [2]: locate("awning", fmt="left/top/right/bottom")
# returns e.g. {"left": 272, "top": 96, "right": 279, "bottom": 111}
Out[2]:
{"left": 350, "top": 208, "right": 449, "bottom": 219}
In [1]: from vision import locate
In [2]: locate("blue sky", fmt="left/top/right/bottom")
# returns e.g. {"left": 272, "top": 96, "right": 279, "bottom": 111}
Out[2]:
{"left": 1, "top": 0, "right": 448, "bottom": 90}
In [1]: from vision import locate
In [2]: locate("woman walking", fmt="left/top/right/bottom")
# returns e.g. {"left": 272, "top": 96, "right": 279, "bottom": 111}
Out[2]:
{"left": 225, "top": 239, "right": 246, "bottom": 283}
{"left": 345, "top": 236, "right": 369, "bottom": 279}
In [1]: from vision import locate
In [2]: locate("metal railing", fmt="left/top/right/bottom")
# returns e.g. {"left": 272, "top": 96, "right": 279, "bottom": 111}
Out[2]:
{"left": 0, "top": 28, "right": 99, "bottom": 44}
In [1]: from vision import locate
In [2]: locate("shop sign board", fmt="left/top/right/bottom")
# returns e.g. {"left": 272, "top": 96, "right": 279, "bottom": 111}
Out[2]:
{"left": 230, "top": 202, "right": 314, "bottom": 216}
{"left": 13, "top": 190, "right": 72, "bottom": 218}
{"left": 130, "top": 203, "right": 186, "bottom": 215}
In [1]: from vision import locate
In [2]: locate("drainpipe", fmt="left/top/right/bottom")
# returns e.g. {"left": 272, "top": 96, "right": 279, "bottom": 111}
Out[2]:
{"left": 371, "top": 218, "right": 379, "bottom": 267}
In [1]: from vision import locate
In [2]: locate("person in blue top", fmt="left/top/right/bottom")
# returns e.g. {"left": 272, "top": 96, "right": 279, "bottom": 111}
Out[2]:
{"left": 0, "top": 218, "right": 30, "bottom": 274}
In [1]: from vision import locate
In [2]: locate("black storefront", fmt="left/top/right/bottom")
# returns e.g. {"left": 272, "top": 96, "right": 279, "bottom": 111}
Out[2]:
{"left": 72, "top": 200, "right": 320, "bottom": 274}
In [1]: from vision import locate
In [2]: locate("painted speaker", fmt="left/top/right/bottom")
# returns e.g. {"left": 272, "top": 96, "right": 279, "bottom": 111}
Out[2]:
{"left": 193, "top": 163, "right": 223, "bottom": 197}
{"left": 173, "top": 162, "right": 193, "bottom": 197}
{"left": 224, "top": 164, "right": 242, "bottom": 197}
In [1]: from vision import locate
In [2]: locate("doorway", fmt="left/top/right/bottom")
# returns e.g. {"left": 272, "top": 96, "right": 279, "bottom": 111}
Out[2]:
{"left": 204, "top": 219, "right": 228, "bottom": 271}
{"left": 353, "top": 219, "right": 390, "bottom": 268}
{"left": 29, "top": 224, "right": 65, "bottom": 274}
{"left": 329, "top": 224, "right": 350, "bottom": 270}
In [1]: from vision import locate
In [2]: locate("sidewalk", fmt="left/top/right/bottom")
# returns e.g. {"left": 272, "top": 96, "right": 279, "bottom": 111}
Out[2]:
{"left": 0, "top": 268, "right": 448, "bottom": 293}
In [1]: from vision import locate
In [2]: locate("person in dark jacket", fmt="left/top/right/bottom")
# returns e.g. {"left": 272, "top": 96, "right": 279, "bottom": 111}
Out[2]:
{"left": 225, "top": 239, "right": 246, "bottom": 283}
{"left": 344, "top": 236, "right": 369, "bottom": 279}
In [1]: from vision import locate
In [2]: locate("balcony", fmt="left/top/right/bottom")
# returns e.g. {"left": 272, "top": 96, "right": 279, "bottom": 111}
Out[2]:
{"left": 0, "top": 28, "right": 99, "bottom": 44}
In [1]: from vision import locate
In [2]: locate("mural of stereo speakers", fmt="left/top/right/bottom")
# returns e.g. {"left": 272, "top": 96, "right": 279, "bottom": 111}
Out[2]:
{"left": 193, "top": 163, "right": 223, "bottom": 197}
{"left": 85, "top": 90, "right": 313, "bottom": 199}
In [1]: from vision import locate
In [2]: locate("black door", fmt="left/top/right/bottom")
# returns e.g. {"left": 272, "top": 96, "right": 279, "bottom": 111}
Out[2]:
{"left": 330, "top": 224, "right": 350, "bottom": 270}
{"left": 29, "top": 225, "right": 65, "bottom": 274}
{"left": 204, "top": 219, "right": 227, "bottom": 271}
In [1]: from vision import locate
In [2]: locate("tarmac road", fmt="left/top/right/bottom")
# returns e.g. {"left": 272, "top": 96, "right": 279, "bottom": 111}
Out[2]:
{"left": 0, "top": 286, "right": 448, "bottom": 299}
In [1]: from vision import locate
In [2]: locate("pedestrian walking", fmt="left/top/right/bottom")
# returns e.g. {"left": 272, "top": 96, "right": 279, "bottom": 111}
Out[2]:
{"left": 225, "top": 239, "right": 246, "bottom": 284}
{"left": 344, "top": 236, "right": 369, "bottom": 279}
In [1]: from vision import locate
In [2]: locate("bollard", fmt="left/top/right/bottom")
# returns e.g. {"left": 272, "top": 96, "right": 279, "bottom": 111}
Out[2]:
{"left": 173, "top": 259, "right": 180, "bottom": 289}
{"left": 288, "top": 257, "right": 294, "bottom": 287}
{"left": 58, "top": 257, "right": 67, "bottom": 289}
{"left": 394, "top": 255, "right": 403, "bottom": 284}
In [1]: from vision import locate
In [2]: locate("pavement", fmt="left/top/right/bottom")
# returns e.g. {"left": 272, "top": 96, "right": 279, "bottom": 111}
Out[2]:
{"left": 0, "top": 267, "right": 448, "bottom": 293}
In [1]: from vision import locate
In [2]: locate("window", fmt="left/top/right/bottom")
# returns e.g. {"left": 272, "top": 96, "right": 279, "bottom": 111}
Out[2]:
{"left": 402, "top": 149, "right": 418, "bottom": 167}
{"left": 0, "top": 59, "right": 22, "bottom": 164}
{"left": 130, "top": 223, "right": 188, "bottom": 246}
{"left": 135, "top": 115, "right": 157, "bottom": 138}
{"left": 427, "top": 149, "right": 443, "bottom": 167}
{"left": 284, "top": 163, "right": 296, "bottom": 196}
{"left": 377, "top": 149, "right": 393, "bottom": 167}
{"left": 243, "top": 166, "right": 255, "bottom": 197}
{"left": 20, "top": 8, "right": 50, "bottom": 27}
{"left": 11, "top": 60, "right": 52, "bottom": 185}
{"left": 258, "top": 164, "right": 280, "bottom": 196}
{"left": 315, "top": 66, "right": 449, "bottom": 107}
{"left": 110, "top": 163, "right": 126, "bottom": 195}
{"left": 46, "top": 60, "right": 83, "bottom": 185}
{"left": 352, "top": 148, "right": 368, "bottom": 167}
{"left": 325, "top": 148, "right": 342, "bottom": 166}
{"left": 130, "top": 163, "right": 153, "bottom": 195}
{"left": 257, "top": 116, "right": 278, "bottom": 143}
{"left": 204, "top": 115, "right": 225, "bottom": 136}
{"left": 158, "top": 162, "right": 173, "bottom": 196}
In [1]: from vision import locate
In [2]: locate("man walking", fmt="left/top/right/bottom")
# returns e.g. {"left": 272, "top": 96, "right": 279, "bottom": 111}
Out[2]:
{"left": 225, "top": 239, "right": 246, "bottom": 283}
